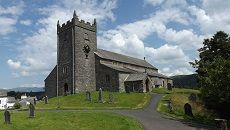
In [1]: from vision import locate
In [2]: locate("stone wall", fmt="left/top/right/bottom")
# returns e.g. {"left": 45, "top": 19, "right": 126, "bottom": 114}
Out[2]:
{"left": 118, "top": 73, "right": 129, "bottom": 92}
{"left": 45, "top": 66, "right": 57, "bottom": 98}
{"left": 95, "top": 56, "right": 119, "bottom": 91}
{"left": 74, "top": 20, "right": 97, "bottom": 92}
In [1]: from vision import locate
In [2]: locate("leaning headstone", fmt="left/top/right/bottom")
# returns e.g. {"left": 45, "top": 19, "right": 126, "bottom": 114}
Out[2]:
{"left": 167, "top": 100, "right": 173, "bottom": 112}
{"left": 44, "top": 96, "right": 48, "bottom": 104}
{"left": 98, "top": 88, "right": 103, "bottom": 103}
{"left": 85, "top": 91, "right": 92, "bottom": 102}
{"left": 184, "top": 103, "right": 194, "bottom": 117}
{"left": 215, "top": 119, "right": 228, "bottom": 130}
{"left": 167, "top": 83, "right": 172, "bottom": 91}
{"left": 4, "top": 110, "right": 11, "bottom": 124}
{"left": 188, "top": 93, "right": 197, "bottom": 102}
{"left": 29, "top": 103, "right": 35, "bottom": 118}
{"left": 108, "top": 93, "right": 114, "bottom": 103}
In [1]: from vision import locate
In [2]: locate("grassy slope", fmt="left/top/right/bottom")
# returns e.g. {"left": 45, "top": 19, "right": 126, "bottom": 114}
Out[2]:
{"left": 0, "top": 111, "right": 142, "bottom": 130}
{"left": 36, "top": 92, "right": 151, "bottom": 110}
{"left": 154, "top": 88, "right": 216, "bottom": 125}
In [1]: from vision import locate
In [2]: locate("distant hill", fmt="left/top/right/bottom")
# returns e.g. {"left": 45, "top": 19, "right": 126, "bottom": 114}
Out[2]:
{"left": 8, "top": 87, "right": 44, "bottom": 92}
{"left": 170, "top": 74, "right": 198, "bottom": 88}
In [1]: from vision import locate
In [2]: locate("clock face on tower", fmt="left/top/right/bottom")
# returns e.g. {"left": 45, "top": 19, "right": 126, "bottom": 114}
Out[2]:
{"left": 83, "top": 45, "right": 90, "bottom": 59}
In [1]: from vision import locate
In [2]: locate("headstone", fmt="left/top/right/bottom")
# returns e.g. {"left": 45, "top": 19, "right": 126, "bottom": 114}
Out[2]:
{"left": 184, "top": 103, "right": 194, "bottom": 117}
{"left": 108, "top": 93, "right": 114, "bottom": 103}
{"left": 98, "top": 88, "right": 103, "bottom": 103}
{"left": 29, "top": 103, "right": 35, "bottom": 118}
{"left": 4, "top": 110, "right": 11, "bottom": 124}
{"left": 167, "top": 83, "right": 172, "bottom": 91}
{"left": 167, "top": 100, "right": 172, "bottom": 112}
{"left": 33, "top": 98, "right": 36, "bottom": 105}
{"left": 188, "top": 93, "right": 197, "bottom": 102}
{"left": 215, "top": 119, "right": 228, "bottom": 130}
{"left": 44, "top": 96, "right": 48, "bottom": 104}
{"left": 85, "top": 91, "right": 92, "bottom": 102}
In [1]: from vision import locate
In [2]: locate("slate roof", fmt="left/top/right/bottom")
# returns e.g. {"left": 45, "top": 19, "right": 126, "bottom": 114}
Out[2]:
{"left": 95, "top": 49, "right": 158, "bottom": 70}
{"left": 148, "top": 72, "right": 171, "bottom": 79}
{"left": 101, "top": 62, "right": 137, "bottom": 73}
{"left": 125, "top": 73, "right": 147, "bottom": 82}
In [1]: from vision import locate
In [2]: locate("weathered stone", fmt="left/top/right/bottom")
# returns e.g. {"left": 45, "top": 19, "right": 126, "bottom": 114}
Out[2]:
{"left": 85, "top": 91, "right": 92, "bottom": 102}
{"left": 108, "top": 93, "right": 114, "bottom": 103}
{"left": 4, "top": 110, "right": 10, "bottom": 124}
{"left": 29, "top": 103, "right": 35, "bottom": 118}
{"left": 44, "top": 96, "right": 48, "bottom": 104}
{"left": 98, "top": 88, "right": 103, "bottom": 103}
{"left": 184, "top": 103, "right": 194, "bottom": 117}
{"left": 167, "top": 83, "right": 172, "bottom": 91}
{"left": 167, "top": 100, "right": 172, "bottom": 112}
{"left": 188, "top": 93, "right": 197, "bottom": 102}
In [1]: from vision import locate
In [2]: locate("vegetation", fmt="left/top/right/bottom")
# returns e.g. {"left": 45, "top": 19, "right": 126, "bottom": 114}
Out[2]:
{"left": 13, "top": 102, "right": 21, "bottom": 109}
{"left": 0, "top": 111, "right": 142, "bottom": 130}
{"left": 170, "top": 74, "right": 198, "bottom": 88}
{"left": 191, "top": 31, "right": 230, "bottom": 119}
{"left": 155, "top": 88, "right": 216, "bottom": 125}
{"left": 36, "top": 92, "right": 151, "bottom": 110}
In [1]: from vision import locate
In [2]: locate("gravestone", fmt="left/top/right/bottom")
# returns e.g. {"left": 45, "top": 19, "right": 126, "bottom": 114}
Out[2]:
{"left": 29, "top": 103, "right": 35, "bottom": 118}
{"left": 4, "top": 110, "right": 11, "bottom": 124}
{"left": 108, "top": 93, "right": 114, "bottom": 103}
{"left": 188, "top": 93, "right": 197, "bottom": 102}
{"left": 167, "top": 100, "right": 172, "bottom": 112}
{"left": 34, "top": 98, "right": 36, "bottom": 105}
{"left": 85, "top": 91, "right": 92, "bottom": 102}
{"left": 167, "top": 83, "right": 172, "bottom": 91}
{"left": 98, "top": 88, "right": 103, "bottom": 103}
{"left": 44, "top": 96, "right": 48, "bottom": 104}
{"left": 184, "top": 103, "right": 194, "bottom": 117}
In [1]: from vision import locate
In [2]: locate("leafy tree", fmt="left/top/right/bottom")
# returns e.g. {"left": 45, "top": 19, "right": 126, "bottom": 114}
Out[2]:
{"left": 191, "top": 31, "right": 230, "bottom": 118}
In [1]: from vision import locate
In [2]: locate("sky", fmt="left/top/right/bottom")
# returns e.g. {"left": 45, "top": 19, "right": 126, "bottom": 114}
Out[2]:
{"left": 1, "top": 0, "right": 230, "bottom": 89}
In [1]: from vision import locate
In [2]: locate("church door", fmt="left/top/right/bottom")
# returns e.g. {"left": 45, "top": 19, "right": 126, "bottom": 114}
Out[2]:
{"left": 64, "top": 83, "right": 68, "bottom": 95}
{"left": 145, "top": 79, "right": 149, "bottom": 92}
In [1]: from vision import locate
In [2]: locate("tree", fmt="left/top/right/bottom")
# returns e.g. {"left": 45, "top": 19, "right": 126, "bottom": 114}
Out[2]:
{"left": 191, "top": 31, "right": 230, "bottom": 119}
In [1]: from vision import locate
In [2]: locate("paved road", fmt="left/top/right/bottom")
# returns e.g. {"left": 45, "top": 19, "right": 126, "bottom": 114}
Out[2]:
{"left": 38, "top": 94, "right": 214, "bottom": 130}
{"left": 112, "top": 94, "right": 213, "bottom": 130}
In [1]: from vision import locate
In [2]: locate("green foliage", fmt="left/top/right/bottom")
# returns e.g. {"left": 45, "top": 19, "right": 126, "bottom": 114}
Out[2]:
{"left": 13, "top": 102, "right": 21, "bottom": 109}
{"left": 0, "top": 111, "right": 142, "bottom": 130}
{"left": 191, "top": 31, "right": 230, "bottom": 118}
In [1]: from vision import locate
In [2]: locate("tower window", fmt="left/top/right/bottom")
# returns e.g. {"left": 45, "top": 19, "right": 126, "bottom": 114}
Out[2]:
{"left": 63, "top": 66, "right": 67, "bottom": 74}
{"left": 106, "top": 75, "right": 110, "bottom": 83}
{"left": 84, "top": 33, "right": 89, "bottom": 40}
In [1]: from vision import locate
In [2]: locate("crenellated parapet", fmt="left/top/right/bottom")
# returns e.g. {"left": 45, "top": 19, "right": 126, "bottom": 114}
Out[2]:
{"left": 57, "top": 10, "right": 96, "bottom": 33}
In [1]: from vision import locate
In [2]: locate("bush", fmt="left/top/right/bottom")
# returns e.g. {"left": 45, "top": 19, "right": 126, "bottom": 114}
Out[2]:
{"left": 14, "top": 102, "right": 21, "bottom": 109}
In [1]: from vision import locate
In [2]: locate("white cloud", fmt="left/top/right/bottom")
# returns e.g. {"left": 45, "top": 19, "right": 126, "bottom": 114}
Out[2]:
{"left": 0, "top": 1, "right": 24, "bottom": 35}
{"left": 7, "top": 59, "right": 21, "bottom": 69}
{"left": 20, "top": 19, "right": 32, "bottom": 26}
{"left": 8, "top": 0, "right": 118, "bottom": 76}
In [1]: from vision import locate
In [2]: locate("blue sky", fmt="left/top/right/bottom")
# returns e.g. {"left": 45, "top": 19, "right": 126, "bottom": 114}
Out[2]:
{"left": 1, "top": 0, "right": 230, "bottom": 89}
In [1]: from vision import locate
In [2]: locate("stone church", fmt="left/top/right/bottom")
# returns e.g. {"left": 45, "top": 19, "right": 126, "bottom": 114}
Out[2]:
{"left": 45, "top": 11, "right": 173, "bottom": 98}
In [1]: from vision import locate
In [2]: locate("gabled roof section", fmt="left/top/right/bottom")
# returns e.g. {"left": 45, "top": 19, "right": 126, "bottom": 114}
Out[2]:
{"left": 125, "top": 73, "right": 147, "bottom": 82}
{"left": 101, "top": 62, "right": 137, "bottom": 73}
{"left": 95, "top": 49, "right": 158, "bottom": 70}
{"left": 44, "top": 65, "right": 57, "bottom": 81}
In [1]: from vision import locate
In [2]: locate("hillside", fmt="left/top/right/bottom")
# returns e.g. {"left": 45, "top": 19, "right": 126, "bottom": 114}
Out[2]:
{"left": 170, "top": 74, "right": 198, "bottom": 88}
{"left": 8, "top": 87, "right": 44, "bottom": 92}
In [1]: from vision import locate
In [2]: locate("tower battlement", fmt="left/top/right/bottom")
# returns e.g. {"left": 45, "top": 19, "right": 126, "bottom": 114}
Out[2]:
{"left": 57, "top": 10, "right": 96, "bottom": 33}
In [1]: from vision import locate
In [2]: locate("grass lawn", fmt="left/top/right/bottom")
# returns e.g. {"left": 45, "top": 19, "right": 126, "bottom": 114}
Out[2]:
{"left": 155, "top": 88, "right": 216, "bottom": 125}
{"left": 0, "top": 111, "right": 142, "bottom": 130}
{"left": 36, "top": 92, "right": 151, "bottom": 110}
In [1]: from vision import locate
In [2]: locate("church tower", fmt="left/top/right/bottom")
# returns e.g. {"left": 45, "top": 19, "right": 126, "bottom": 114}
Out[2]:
{"left": 57, "top": 11, "right": 97, "bottom": 96}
